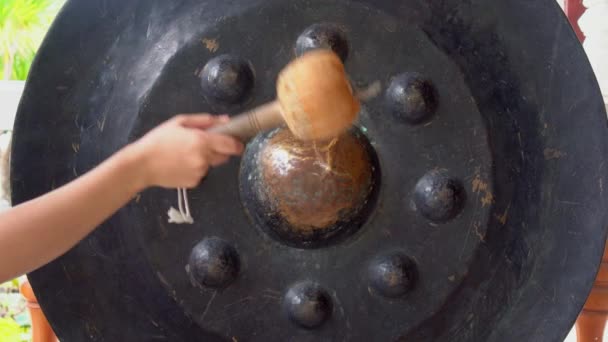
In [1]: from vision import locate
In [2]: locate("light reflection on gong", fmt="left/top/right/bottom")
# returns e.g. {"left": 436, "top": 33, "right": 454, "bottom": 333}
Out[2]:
{"left": 239, "top": 126, "right": 380, "bottom": 249}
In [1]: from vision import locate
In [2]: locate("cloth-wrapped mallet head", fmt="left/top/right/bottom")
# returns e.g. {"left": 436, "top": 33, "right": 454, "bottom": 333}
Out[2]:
{"left": 276, "top": 50, "right": 360, "bottom": 141}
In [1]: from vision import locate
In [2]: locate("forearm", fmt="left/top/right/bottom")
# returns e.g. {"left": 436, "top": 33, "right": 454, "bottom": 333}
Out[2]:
{"left": 0, "top": 144, "right": 147, "bottom": 282}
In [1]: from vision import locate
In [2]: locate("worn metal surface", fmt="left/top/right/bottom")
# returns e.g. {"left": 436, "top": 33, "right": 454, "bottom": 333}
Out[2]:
{"left": 240, "top": 127, "right": 378, "bottom": 248}
{"left": 9, "top": 0, "right": 608, "bottom": 341}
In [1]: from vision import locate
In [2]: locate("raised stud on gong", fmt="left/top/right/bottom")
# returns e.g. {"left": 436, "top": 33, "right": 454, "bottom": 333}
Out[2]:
{"left": 413, "top": 169, "right": 466, "bottom": 223}
{"left": 386, "top": 72, "right": 438, "bottom": 125}
{"left": 295, "top": 23, "right": 349, "bottom": 62}
{"left": 187, "top": 237, "right": 240, "bottom": 289}
{"left": 200, "top": 54, "right": 255, "bottom": 105}
{"left": 368, "top": 251, "right": 418, "bottom": 298}
{"left": 283, "top": 281, "right": 333, "bottom": 329}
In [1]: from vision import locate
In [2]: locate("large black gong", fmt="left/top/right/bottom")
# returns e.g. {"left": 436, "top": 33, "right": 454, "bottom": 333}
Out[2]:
{"left": 10, "top": 0, "right": 608, "bottom": 341}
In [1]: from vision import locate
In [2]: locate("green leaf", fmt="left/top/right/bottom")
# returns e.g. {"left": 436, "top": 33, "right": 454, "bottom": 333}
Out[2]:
{"left": 0, "top": 0, "right": 66, "bottom": 80}
{"left": 0, "top": 317, "right": 23, "bottom": 342}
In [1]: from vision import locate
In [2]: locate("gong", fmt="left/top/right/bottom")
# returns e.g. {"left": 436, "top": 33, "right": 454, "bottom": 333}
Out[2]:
{"left": 10, "top": 0, "right": 608, "bottom": 341}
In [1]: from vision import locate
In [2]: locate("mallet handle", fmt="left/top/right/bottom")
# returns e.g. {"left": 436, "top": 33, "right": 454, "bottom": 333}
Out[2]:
{"left": 207, "top": 101, "right": 283, "bottom": 141}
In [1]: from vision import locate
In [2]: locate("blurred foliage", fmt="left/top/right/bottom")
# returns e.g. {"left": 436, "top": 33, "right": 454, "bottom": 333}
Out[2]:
{"left": 0, "top": 0, "right": 66, "bottom": 80}
{"left": 0, "top": 317, "right": 23, "bottom": 342}
{"left": 1, "top": 279, "right": 30, "bottom": 341}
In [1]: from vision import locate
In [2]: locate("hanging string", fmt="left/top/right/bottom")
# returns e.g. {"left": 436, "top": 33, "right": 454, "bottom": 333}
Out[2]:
{"left": 167, "top": 187, "right": 193, "bottom": 224}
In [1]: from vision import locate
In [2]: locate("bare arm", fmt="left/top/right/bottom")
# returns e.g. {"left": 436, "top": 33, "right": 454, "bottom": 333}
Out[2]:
{"left": 0, "top": 114, "right": 243, "bottom": 282}
{"left": 0, "top": 143, "right": 145, "bottom": 281}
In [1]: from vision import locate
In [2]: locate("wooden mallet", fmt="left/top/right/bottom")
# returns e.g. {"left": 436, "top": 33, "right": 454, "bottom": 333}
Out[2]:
{"left": 208, "top": 50, "right": 360, "bottom": 141}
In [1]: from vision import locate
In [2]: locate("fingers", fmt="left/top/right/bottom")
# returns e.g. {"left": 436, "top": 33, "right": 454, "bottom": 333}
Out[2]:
{"left": 175, "top": 115, "right": 244, "bottom": 171}
{"left": 175, "top": 114, "right": 230, "bottom": 129}
{"left": 207, "top": 151, "right": 231, "bottom": 167}
{"left": 203, "top": 132, "right": 244, "bottom": 156}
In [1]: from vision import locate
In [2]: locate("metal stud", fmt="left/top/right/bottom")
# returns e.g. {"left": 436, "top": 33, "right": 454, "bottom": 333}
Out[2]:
{"left": 200, "top": 54, "right": 254, "bottom": 104}
{"left": 283, "top": 281, "right": 332, "bottom": 329}
{"left": 368, "top": 251, "right": 417, "bottom": 298}
{"left": 187, "top": 237, "right": 240, "bottom": 289}
{"left": 413, "top": 170, "right": 466, "bottom": 222}
{"left": 295, "top": 23, "right": 349, "bottom": 62}
{"left": 386, "top": 72, "right": 438, "bottom": 125}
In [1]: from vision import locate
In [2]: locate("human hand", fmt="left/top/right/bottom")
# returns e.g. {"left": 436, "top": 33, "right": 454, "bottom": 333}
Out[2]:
{"left": 130, "top": 114, "right": 244, "bottom": 189}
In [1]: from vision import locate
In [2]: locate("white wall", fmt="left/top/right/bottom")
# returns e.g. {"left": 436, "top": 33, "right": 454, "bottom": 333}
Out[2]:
{"left": 0, "top": 81, "right": 23, "bottom": 131}
{"left": 581, "top": 0, "right": 608, "bottom": 103}
{"left": 0, "top": 82, "right": 18, "bottom": 209}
